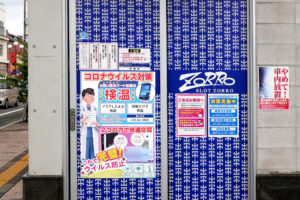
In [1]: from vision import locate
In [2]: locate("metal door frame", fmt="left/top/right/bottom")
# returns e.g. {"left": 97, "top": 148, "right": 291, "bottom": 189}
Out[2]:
{"left": 67, "top": 0, "right": 77, "bottom": 199}
{"left": 248, "top": 0, "right": 256, "bottom": 199}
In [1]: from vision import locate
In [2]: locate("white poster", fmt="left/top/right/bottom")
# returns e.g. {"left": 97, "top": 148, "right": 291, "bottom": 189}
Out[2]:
{"left": 90, "top": 44, "right": 99, "bottom": 69}
{"left": 79, "top": 43, "right": 118, "bottom": 70}
{"left": 119, "top": 48, "right": 151, "bottom": 71}
{"left": 79, "top": 43, "right": 89, "bottom": 69}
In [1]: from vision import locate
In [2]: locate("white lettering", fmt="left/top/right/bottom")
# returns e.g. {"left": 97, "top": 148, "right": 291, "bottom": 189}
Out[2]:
{"left": 179, "top": 72, "right": 235, "bottom": 92}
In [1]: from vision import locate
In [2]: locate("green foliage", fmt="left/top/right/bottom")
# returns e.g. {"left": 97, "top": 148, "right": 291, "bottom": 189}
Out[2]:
{"left": 15, "top": 41, "right": 28, "bottom": 102}
{"left": 0, "top": 74, "right": 19, "bottom": 87}
{"left": 16, "top": 41, "right": 28, "bottom": 92}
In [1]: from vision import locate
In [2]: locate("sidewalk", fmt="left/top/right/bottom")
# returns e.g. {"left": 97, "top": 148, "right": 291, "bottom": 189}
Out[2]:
{"left": 0, "top": 122, "right": 28, "bottom": 200}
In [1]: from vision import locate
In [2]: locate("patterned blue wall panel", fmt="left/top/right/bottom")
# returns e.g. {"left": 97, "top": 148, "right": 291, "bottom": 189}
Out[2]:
{"left": 167, "top": 0, "right": 248, "bottom": 200}
{"left": 75, "top": 0, "right": 248, "bottom": 199}
{"left": 76, "top": 0, "right": 161, "bottom": 199}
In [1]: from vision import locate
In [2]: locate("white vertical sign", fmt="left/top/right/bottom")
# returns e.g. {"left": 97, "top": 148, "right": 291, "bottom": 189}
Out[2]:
{"left": 79, "top": 43, "right": 89, "bottom": 69}
{"left": 90, "top": 44, "right": 99, "bottom": 69}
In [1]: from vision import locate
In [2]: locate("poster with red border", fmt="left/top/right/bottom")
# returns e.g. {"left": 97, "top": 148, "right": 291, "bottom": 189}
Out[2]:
{"left": 79, "top": 71, "right": 156, "bottom": 179}
{"left": 175, "top": 94, "right": 206, "bottom": 137}
{"left": 80, "top": 126, "right": 156, "bottom": 178}
{"left": 259, "top": 66, "right": 289, "bottom": 110}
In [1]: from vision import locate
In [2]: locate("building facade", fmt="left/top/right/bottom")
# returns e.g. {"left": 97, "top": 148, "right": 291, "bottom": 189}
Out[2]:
{"left": 26, "top": 0, "right": 300, "bottom": 199}
{"left": 256, "top": 0, "right": 300, "bottom": 198}
{"left": 0, "top": 2, "right": 9, "bottom": 76}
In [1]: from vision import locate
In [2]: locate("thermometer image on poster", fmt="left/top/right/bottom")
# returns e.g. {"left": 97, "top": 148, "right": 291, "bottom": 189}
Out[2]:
{"left": 139, "top": 83, "right": 151, "bottom": 101}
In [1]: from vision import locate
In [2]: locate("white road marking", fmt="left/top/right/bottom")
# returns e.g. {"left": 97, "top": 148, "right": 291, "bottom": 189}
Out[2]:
{"left": 0, "top": 120, "right": 23, "bottom": 130}
{"left": 0, "top": 108, "right": 24, "bottom": 117}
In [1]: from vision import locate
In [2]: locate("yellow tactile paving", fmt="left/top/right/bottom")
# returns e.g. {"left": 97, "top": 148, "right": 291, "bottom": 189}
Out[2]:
{"left": 0, "top": 154, "right": 28, "bottom": 189}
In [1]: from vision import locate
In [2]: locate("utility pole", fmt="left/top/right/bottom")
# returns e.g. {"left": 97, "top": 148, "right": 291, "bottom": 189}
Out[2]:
{"left": 23, "top": 0, "right": 28, "bottom": 42}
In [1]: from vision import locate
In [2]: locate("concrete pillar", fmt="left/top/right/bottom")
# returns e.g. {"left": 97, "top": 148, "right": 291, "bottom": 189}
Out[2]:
{"left": 24, "top": 0, "right": 65, "bottom": 199}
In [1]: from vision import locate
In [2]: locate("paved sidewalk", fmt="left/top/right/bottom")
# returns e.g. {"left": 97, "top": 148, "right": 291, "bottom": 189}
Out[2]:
{"left": 0, "top": 123, "right": 28, "bottom": 168}
{"left": 0, "top": 181, "right": 22, "bottom": 200}
{"left": 0, "top": 122, "right": 28, "bottom": 200}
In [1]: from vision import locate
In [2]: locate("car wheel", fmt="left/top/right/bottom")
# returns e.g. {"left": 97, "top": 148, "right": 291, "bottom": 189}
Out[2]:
{"left": 5, "top": 99, "right": 8, "bottom": 109}
{"left": 15, "top": 98, "right": 19, "bottom": 106}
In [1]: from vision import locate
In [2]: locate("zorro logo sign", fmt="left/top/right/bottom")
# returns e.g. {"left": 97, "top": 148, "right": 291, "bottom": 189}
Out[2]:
{"left": 179, "top": 72, "right": 236, "bottom": 92}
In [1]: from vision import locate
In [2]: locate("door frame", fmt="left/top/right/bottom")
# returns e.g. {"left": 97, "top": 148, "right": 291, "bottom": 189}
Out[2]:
{"left": 248, "top": 0, "right": 256, "bottom": 199}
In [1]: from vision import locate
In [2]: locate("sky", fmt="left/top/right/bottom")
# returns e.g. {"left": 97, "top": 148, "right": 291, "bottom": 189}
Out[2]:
{"left": 1, "top": 0, "right": 24, "bottom": 36}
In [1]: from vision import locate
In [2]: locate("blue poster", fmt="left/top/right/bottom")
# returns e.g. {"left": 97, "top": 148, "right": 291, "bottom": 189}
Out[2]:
{"left": 208, "top": 94, "right": 239, "bottom": 137}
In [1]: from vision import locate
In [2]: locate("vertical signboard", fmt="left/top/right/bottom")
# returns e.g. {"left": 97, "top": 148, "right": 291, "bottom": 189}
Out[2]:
{"left": 167, "top": 0, "right": 248, "bottom": 199}
{"left": 259, "top": 66, "right": 289, "bottom": 110}
{"left": 74, "top": 0, "right": 161, "bottom": 199}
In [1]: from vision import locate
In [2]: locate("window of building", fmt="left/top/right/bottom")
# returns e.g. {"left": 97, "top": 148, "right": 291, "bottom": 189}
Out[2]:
{"left": 0, "top": 21, "right": 4, "bottom": 36}
{"left": 0, "top": 44, "right": 4, "bottom": 56}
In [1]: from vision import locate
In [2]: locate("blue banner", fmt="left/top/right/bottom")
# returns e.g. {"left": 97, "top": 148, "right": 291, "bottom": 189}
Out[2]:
{"left": 167, "top": 0, "right": 248, "bottom": 199}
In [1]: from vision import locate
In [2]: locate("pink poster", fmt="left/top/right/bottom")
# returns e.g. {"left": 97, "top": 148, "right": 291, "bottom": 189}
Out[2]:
{"left": 176, "top": 94, "right": 206, "bottom": 137}
{"left": 80, "top": 126, "right": 155, "bottom": 178}
{"left": 259, "top": 67, "right": 289, "bottom": 110}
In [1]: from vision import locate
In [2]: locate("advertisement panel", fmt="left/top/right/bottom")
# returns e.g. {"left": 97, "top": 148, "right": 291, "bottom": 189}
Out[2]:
{"left": 208, "top": 94, "right": 239, "bottom": 137}
{"left": 79, "top": 71, "right": 156, "bottom": 179}
{"left": 176, "top": 94, "right": 206, "bottom": 137}
{"left": 259, "top": 66, "right": 289, "bottom": 110}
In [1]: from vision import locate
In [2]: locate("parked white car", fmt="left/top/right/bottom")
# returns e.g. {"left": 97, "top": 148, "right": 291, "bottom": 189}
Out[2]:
{"left": 0, "top": 81, "right": 20, "bottom": 108}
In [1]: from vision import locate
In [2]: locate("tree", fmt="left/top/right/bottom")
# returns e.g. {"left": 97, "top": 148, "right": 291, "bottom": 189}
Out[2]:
{"left": 16, "top": 40, "right": 28, "bottom": 121}
{"left": 16, "top": 41, "right": 28, "bottom": 102}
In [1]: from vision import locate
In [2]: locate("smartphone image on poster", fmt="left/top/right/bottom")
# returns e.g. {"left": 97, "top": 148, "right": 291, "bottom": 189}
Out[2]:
{"left": 139, "top": 83, "right": 151, "bottom": 101}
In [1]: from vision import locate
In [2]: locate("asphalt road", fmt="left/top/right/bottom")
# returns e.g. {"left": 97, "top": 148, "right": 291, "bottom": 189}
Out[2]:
{"left": 0, "top": 103, "right": 25, "bottom": 129}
